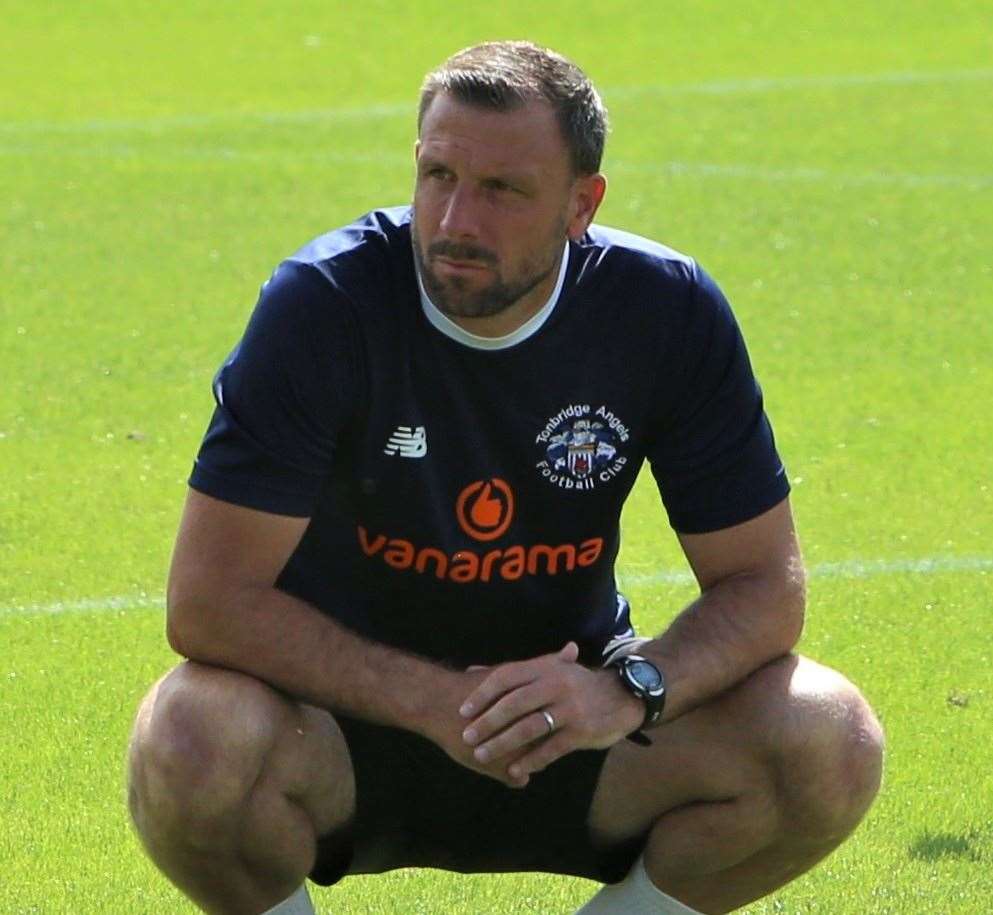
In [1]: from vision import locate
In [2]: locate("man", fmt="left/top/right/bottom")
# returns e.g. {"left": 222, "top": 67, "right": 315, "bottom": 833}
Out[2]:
{"left": 127, "top": 41, "right": 884, "bottom": 915}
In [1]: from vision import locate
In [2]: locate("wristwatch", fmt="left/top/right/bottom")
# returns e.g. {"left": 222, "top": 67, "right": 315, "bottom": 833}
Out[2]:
{"left": 608, "top": 654, "right": 666, "bottom": 746}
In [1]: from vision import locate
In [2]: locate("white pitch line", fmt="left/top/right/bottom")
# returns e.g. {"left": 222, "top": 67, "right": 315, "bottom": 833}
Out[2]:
{"left": 605, "top": 67, "right": 993, "bottom": 99}
{"left": 0, "top": 102, "right": 415, "bottom": 135}
{"left": 1, "top": 67, "right": 990, "bottom": 135}
{"left": 612, "top": 160, "right": 993, "bottom": 190}
{"left": 0, "top": 142, "right": 410, "bottom": 167}
{"left": 2, "top": 556, "right": 990, "bottom": 618}
{"left": 0, "top": 594, "right": 166, "bottom": 617}
{"left": 619, "top": 555, "right": 993, "bottom": 587}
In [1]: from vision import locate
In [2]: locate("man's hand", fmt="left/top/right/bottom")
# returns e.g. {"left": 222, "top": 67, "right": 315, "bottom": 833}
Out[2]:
{"left": 456, "top": 642, "right": 645, "bottom": 784}
{"left": 420, "top": 667, "right": 534, "bottom": 789}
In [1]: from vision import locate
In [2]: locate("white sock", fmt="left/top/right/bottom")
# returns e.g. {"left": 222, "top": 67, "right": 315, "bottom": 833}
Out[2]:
{"left": 574, "top": 854, "right": 703, "bottom": 914}
{"left": 261, "top": 884, "right": 316, "bottom": 915}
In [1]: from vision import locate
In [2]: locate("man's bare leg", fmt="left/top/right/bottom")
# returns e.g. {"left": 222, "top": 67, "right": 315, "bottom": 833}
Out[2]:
{"left": 585, "top": 655, "right": 884, "bottom": 914}
{"left": 127, "top": 661, "right": 355, "bottom": 915}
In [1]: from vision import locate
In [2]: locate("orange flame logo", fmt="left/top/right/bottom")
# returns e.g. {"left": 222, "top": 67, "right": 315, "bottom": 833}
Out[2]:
{"left": 456, "top": 479, "right": 514, "bottom": 541}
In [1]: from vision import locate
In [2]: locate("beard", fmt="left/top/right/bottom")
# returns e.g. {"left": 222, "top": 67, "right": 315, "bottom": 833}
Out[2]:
{"left": 412, "top": 220, "right": 566, "bottom": 320}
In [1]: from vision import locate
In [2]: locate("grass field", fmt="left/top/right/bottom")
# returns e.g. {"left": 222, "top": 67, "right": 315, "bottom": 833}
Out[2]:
{"left": 2, "top": 1, "right": 991, "bottom": 912}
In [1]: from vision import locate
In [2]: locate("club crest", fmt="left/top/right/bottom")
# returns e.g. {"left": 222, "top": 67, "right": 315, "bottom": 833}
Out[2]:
{"left": 534, "top": 404, "right": 630, "bottom": 491}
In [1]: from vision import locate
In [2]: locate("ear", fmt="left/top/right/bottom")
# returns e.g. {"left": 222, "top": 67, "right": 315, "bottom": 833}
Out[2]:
{"left": 414, "top": 139, "right": 421, "bottom": 163}
{"left": 566, "top": 173, "right": 607, "bottom": 240}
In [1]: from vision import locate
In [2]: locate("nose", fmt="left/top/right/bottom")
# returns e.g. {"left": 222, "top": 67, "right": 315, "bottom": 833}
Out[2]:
{"left": 438, "top": 181, "right": 481, "bottom": 239}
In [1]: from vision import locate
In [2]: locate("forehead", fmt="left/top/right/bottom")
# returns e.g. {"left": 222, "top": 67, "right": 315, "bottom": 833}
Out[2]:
{"left": 418, "top": 92, "right": 571, "bottom": 178}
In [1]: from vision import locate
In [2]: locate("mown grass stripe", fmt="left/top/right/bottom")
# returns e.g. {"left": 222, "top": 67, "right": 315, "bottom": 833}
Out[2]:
{"left": 1, "top": 67, "right": 989, "bottom": 135}
{"left": 1, "top": 141, "right": 989, "bottom": 191}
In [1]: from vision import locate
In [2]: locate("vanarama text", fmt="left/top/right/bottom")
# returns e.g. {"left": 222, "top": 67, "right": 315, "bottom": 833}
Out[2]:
{"left": 357, "top": 527, "right": 603, "bottom": 583}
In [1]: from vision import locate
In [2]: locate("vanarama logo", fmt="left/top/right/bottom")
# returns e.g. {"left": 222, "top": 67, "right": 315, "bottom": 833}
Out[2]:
{"left": 356, "top": 477, "right": 603, "bottom": 584}
{"left": 456, "top": 478, "right": 513, "bottom": 541}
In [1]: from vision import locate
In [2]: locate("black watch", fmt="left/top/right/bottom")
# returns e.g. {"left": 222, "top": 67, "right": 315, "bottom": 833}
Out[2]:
{"left": 608, "top": 654, "right": 666, "bottom": 746}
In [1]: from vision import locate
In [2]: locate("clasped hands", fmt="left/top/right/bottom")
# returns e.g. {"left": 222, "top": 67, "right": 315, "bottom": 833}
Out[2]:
{"left": 442, "top": 641, "right": 645, "bottom": 788}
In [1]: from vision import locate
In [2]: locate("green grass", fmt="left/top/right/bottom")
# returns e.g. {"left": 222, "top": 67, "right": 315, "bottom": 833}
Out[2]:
{"left": 2, "top": 0, "right": 992, "bottom": 911}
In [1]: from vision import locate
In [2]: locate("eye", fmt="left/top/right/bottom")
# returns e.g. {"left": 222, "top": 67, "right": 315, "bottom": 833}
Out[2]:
{"left": 423, "top": 165, "right": 453, "bottom": 182}
{"left": 483, "top": 178, "right": 515, "bottom": 193}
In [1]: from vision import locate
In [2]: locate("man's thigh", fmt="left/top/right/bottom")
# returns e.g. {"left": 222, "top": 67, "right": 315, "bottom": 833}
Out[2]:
{"left": 587, "top": 654, "right": 867, "bottom": 846}
{"left": 128, "top": 661, "right": 358, "bottom": 885}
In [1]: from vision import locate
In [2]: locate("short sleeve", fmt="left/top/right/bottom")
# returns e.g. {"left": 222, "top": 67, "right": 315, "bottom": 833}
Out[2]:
{"left": 188, "top": 261, "right": 362, "bottom": 517}
{"left": 646, "top": 264, "right": 789, "bottom": 534}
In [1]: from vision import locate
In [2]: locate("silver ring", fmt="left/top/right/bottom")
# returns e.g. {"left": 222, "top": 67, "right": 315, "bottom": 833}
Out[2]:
{"left": 541, "top": 709, "right": 556, "bottom": 734}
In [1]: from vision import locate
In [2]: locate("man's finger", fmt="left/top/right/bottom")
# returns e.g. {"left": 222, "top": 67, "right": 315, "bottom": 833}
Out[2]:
{"left": 460, "top": 643, "right": 579, "bottom": 719}
{"left": 507, "top": 731, "right": 575, "bottom": 780}
{"left": 472, "top": 708, "right": 556, "bottom": 763}
{"left": 462, "top": 679, "right": 550, "bottom": 745}
{"left": 459, "top": 662, "right": 534, "bottom": 719}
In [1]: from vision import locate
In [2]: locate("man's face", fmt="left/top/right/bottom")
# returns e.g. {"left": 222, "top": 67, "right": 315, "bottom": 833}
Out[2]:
{"left": 412, "top": 93, "right": 603, "bottom": 324}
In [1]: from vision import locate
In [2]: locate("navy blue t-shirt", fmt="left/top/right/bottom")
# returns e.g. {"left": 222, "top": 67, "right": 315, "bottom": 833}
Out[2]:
{"left": 189, "top": 207, "right": 788, "bottom": 667}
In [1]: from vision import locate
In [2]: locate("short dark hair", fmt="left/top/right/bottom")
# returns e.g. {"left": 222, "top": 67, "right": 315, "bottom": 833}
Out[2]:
{"left": 418, "top": 41, "right": 608, "bottom": 176}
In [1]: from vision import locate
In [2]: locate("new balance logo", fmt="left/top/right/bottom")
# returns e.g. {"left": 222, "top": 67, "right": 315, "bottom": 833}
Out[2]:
{"left": 383, "top": 425, "right": 427, "bottom": 458}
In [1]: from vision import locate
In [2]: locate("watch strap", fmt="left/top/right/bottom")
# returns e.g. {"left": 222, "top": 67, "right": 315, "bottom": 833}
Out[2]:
{"left": 609, "top": 654, "right": 666, "bottom": 746}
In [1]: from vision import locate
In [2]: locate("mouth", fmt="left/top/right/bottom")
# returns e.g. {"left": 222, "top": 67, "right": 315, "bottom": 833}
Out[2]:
{"left": 434, "top": 256, "right": 490, "bottom": 273}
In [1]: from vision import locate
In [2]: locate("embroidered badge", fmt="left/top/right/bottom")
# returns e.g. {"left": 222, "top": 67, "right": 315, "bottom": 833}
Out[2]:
{"left": 534, "top": 404, "right": 630, "bottom": 491}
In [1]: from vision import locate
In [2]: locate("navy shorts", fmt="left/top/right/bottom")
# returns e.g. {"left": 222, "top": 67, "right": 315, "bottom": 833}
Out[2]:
{"left": 310, "top": 599, "right": 649, "bottom": 886}
{"left": 310, "top": 718, "right": 645, "bottom": 886}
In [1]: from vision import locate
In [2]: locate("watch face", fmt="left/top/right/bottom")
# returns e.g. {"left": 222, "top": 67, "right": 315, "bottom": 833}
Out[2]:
{"left": 628, "top": 660, "right": 663, "bottom": 692}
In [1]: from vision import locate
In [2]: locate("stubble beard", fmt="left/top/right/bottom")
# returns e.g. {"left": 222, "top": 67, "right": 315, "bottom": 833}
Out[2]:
{"left": 412, "top": 220, "right": 566, "bottom": 320}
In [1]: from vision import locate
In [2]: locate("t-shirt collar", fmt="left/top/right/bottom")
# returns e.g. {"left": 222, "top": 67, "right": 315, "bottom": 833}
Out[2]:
{"left": 416, "top": 241, "right": 570, "bottom": 351}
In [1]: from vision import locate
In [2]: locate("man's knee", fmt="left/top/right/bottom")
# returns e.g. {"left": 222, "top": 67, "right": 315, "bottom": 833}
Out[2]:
{"left": 127, "top": 661, "right": 298, "bottom": 848}
{"left": 765, "top": 656, "right": 884, "bottom": 841}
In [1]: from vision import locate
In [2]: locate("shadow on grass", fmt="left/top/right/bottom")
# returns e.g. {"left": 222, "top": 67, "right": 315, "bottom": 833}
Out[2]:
{"left": 909, "top": 829, "right": 986, "bottom": 863}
